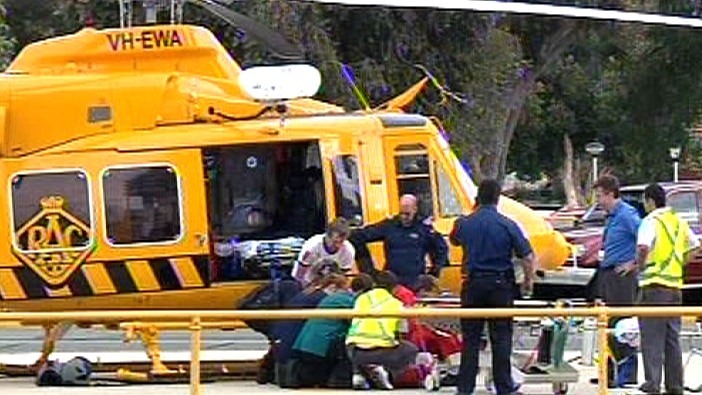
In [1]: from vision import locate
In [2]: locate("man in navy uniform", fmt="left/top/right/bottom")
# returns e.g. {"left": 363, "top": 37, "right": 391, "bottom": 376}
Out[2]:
{"left": 350, "top": 194, "right": 448, "bottom": 288}
{"left": 450, "top": 179, "right": 535, "bottom": 395}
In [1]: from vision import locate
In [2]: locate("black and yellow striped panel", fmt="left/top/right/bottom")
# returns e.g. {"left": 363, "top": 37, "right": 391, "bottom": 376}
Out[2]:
{"left": 0, "top": 255, "right": 210, "bottom": 300}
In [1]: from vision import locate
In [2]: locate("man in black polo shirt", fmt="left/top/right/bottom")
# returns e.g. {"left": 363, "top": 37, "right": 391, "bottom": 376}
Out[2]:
{"left": 350, "top": 194, "right": 448, "bottom": 288}
{"left": 450, "top": 179, "right": 535, "bottom": 395}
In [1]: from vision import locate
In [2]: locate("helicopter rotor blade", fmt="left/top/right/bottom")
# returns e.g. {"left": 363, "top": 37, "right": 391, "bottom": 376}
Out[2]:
{"left": 188, "top": 0, "right": 304, "bottom": 59}
{"left": 296, "top": 0, "right": 702, "bottom": 29}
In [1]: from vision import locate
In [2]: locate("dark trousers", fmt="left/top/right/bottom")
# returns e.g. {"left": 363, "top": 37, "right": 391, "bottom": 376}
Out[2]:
{"left": 639, "top": 285, "right": 684, "bottom": 395}
{"left": 458, "top": 272, "right": 516, "bottom": 395}
{"left": 598, "top": 267, "right": 638, "bottom": 306}
{"left": 294, "top": 351, "right": 334, "bottom": 387}
{"left": 598, "top": 266, "right": 639, "bottom": 385}
{"left": 347, "top": 341, "right": 418, "bottom": 379}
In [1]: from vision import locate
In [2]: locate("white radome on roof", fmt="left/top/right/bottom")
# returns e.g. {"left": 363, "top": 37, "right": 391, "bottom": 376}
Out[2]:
{"left": 239, "top": 64, "right": 322, "bottom": 102}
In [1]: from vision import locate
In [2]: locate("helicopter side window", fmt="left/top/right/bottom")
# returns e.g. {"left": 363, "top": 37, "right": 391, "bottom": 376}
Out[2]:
{"left": 11, "top": 170, "right": 92, "bottom": 252}
{"left": 394, "top": 144, "right": 433, "bottom": 218}
{"left": 434, "top": 159, "right": 463, "bottom": 217}
{"left": 331, "top": 155, "right": 364, "bottom": 226}
{"left": 102, "top": 165, "right": 182, "bottom": 245}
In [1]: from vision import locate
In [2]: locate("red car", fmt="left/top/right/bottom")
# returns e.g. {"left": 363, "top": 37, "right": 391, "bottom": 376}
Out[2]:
{"left": 547, "top": 206, "right": 589, "bottom": 230}
{"left": 540, "top": 181, "right": 702, "bottom": 303}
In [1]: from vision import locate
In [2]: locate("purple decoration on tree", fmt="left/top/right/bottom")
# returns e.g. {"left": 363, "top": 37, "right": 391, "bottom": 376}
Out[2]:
{"left": 235, "top": 29, "right": 247, "bottom": 42}
{"left": 396, "top": 43, "right": 409, "bottom": 59}
{"left": 518, "top": 66, "right": 531, "bottom": 80}
{"left": 439, "top": 126, "right": 450, "bottom": 142}
{"left": 489, "top": 13, "right": 502, "bottom": 26}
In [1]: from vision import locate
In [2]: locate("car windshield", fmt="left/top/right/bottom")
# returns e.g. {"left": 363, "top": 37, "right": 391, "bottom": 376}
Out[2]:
{"left": 580, "top": 204, "right": 606, "bottom": 225}
{"left": 579, "top": 189, "right": 646, "bottom": 225}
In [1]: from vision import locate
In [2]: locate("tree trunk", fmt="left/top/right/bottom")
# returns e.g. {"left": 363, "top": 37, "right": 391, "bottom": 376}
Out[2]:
{"left": 574, "top": 155, "right": 587, "bottom": 206}
{"left": 562, "top": 134, "right": 579, "bottom": 208}
{"left": 492, "top": 22, "right": 582, "bottom": 180}
{"left": 496, "top": 71, "right": 537, "bottom": 181}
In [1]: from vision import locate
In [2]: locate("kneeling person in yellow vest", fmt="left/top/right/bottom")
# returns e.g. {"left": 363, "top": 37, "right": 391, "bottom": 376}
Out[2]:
{"left": 346, "top": 271, "right": 418, "bottom": 390}
{"left": 632, "top": 183, "right": 700, "bottom": 395}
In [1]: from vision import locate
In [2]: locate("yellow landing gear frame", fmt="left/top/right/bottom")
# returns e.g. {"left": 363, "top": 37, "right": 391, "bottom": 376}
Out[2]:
{"left": 29, "top": 320, "right": 252, "bottom": 383}
{"left": 34, "top": 321, "right": 187, "bottom": 383}
{"left": 123, "top": 323, "right": 177, "bottom": 376}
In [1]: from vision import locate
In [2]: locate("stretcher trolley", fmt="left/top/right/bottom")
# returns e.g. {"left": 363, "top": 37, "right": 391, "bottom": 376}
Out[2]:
{"left": 419, "top": 297, "right": 580, "bottom": 394}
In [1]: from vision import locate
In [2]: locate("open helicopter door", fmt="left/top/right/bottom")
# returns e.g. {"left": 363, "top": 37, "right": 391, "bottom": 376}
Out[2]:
{"left": 203, "top": 140, "right": 327, "bottom": 282}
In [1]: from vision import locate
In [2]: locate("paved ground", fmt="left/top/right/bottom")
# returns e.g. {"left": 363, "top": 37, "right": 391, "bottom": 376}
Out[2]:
{"left": 0, "top": 326, "right": 701, "bottom": 394}
{"left": 0, "top": 350, "right": 701, "bottom": 394}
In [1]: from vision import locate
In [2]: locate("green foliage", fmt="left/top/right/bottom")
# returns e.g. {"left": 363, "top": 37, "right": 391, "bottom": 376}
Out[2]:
{"left": 509, "top": 1, "right": 702, "bottom": 185}
{"left": 0, "top": 2, "right": 16, "bottom": 69}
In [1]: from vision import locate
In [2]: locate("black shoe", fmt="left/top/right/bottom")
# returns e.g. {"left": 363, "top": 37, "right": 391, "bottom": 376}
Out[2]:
{"left": 638, "top": 384, "right": 662, "bottom": 394}
{"left": 256, "top": 366, "right": 274, "bottom": 384}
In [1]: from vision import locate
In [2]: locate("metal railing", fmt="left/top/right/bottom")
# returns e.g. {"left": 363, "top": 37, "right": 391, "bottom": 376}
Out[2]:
{"left": 2, "top": 305, "right": 701, "bottom": 395}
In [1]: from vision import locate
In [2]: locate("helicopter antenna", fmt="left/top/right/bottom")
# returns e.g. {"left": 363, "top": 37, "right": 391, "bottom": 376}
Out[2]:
{"left": 171, "top": 0, "right": 176, "bottom": 24}
{"left": 126, "top": 0, "right": 133, "bottom": 28}
{"left": 175, "top": 0, "right": 185, "bottom": 24}
{"left": 118, "top": 0, "right": 125, "bottom": 28}
{"left": 118, "top": 0, "right": 186, "bottom": 26}
{"left": 114, "top": 0, "right": 303, "bottom": 58}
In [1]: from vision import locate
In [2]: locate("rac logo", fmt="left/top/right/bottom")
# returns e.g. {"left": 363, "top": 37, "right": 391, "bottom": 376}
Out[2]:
{"left": 14, "top": 196, "right": 92, "bottom": 286}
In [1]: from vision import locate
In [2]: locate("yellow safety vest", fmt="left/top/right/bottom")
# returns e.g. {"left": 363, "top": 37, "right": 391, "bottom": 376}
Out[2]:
{"left": 346, "top": 288, "right": 403, "bottom": 349}
{"left": 641, "top": 209, "right": 689, "bottom": 289}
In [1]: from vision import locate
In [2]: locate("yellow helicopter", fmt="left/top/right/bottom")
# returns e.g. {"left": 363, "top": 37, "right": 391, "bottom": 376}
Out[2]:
{"left": 0, "top": 0, "right": 572, "bottom": 374}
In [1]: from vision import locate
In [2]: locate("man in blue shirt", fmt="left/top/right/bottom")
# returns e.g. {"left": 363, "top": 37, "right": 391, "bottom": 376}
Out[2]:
{"left": 594, "top": 174, "right": 641, "bottom": 306}
{"left": 450, "top": 179, "right": 535, "bottom": 395}
{"left": 593, "top": 174, "right": 641, "bottom": 388}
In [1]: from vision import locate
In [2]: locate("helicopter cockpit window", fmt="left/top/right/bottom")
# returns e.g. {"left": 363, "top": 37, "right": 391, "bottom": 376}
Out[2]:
{"left": 205, "top": 141, "right": 326, "bottom": 240}
{"left": 102, "top": 165, "right": 182, "bottom": 245}
{"left": 394, "top": 144, "right": 433, "bottom": 218}
{"left": 434, "top": 160, "right": 463, "bottom": 217}
{"left": 11, "top": 170, "right": 92, "bottom": 252}
{"left": 331, "top": 155, "right": 364, "bottom": 226}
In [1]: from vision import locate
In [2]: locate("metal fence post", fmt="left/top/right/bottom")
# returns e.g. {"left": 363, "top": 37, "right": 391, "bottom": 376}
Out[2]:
{"left": 596, "top": 303, "right": 609, "bottom": 395}
{"left": 190, "top": 316, "right": 202, "bottom": 395}
{"left": 581, "top": 317, "right": 598, "bottom": 366}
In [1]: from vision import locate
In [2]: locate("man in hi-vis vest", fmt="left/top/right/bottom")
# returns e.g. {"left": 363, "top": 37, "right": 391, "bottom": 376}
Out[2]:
{"left": 631, "top": 183, "right": 700, "bottom": 395}
{"left": 346, "top": 271, "right": 418, "bottom": 390}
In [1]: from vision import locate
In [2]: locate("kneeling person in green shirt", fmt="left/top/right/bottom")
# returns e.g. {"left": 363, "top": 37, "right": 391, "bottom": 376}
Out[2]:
{"left": 292, "top": 273, "right": 375, "bottom": 388}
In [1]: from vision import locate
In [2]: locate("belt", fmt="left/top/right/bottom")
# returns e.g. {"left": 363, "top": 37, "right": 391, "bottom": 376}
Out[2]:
{"left": 468, "top": 269, "right": 514, "bottom": 278}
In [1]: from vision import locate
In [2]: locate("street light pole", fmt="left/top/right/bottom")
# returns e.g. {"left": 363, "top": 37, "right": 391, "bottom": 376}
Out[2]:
{"left": 586, "top": 141, "right": 605, "bottom": 184}
{"left": 670, "top": 147, "right": 681, "bottom": 183}
{"left": 592, "top": 156, "right": 599, "bottom": 184}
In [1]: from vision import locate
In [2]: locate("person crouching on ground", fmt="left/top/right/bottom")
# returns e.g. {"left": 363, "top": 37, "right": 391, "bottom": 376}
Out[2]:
{"left": 272, "top": 272, "right": 348, "bottom": 388}
{"left": 290, "top": 273, "right": 375, "bottom": 388}
{"left": 346, "top": 271, "right": 418, "bottom": 390}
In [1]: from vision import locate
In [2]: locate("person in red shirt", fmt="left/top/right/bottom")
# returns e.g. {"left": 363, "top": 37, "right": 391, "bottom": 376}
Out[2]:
{"left": 388, "top": 273, "right": 462, "bottom": 388}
